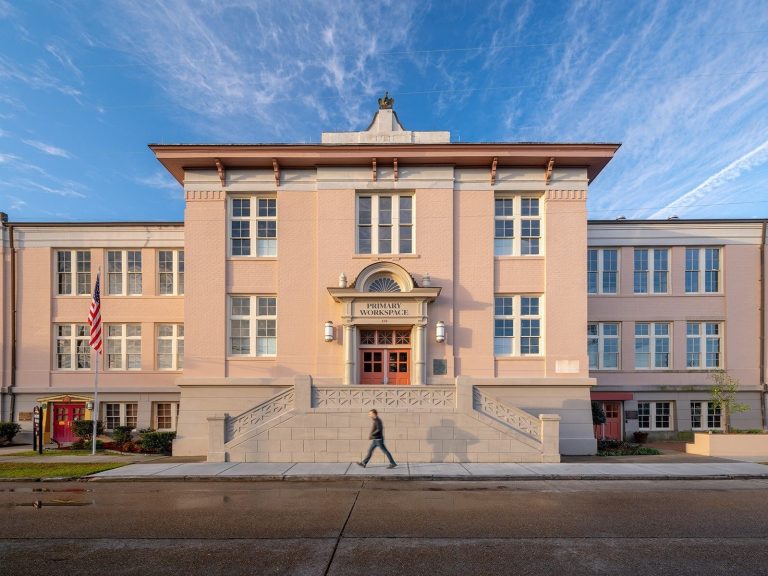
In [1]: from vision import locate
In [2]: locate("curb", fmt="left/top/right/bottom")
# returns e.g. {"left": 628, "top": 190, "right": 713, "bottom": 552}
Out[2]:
{"left": 84, "top": 473, "right": 768, "bottom": 482}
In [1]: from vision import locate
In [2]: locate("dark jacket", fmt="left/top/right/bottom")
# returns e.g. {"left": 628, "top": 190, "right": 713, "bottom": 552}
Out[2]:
{"left": 369, "top": 416, "right": 384, "bottom": 440}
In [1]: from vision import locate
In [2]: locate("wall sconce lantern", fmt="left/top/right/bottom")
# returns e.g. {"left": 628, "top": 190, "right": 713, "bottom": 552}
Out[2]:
{"left": 435, "top": 320, "right": 446, "bottom": 343}
{"left": 324, "top": 321, "right": 335, "bottom": 342}
{"left": 86, "top": 401, "right": 94, "bottom": 410}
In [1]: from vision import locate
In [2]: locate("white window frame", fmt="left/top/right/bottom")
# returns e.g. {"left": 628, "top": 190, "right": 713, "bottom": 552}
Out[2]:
{"left": 686, "top": 321, "right": 723, "bottom": 369}
{"left": 690, "top": 401, "right": 722, "bottom": 431}
{"left": 685, "top": 247, "right": 721, "bottom": 294}
{"left": 633, "top": 248, "right": 669, "bottom": 294}
{"left": 54, "top": 324, "right": 91, "bottom": 370}
{"left": 55, "top": 250, "right": 91, "bottom": 295}
{"left": 588, "top": 322, "right": 620, "bottom": 370}
{"left": 587, "top": 248, "right": 619, "bottom": 295}
{"left": 153, "top": 402, "right": 179, "bottom": 431}
{"left": 157, "top": 324, "right": 184, "bottom": 371}
{"left": 229, "top": 195, "right": 277, "bottom": 257}
{"left": 158, "top": 250, "right": 184, "bottom": 295}
{"left": 634, "top": 322, "right": 671, "bottom": 370}
{"left": 637, "top": 401, "right": 674, "bottom": 431}
{"left": 103, "top": 402, "right": 138, "bottom": 430}
{"left": 228, "top": 295, "right": 277, "bottom": 357}
{"left": 494, "top": 294, "right": 542, "bottom": 357}
{"left": 107, "top": 250, "right": 142, "bottom": 296}
{"left": 356, "top": 193, "right": 414, "bottom": 255}
{"left": 494, "top": 195, "right": 542, "bottom": 257}
{"left": 106, "top": 323, "right": 142, "bottom": 371}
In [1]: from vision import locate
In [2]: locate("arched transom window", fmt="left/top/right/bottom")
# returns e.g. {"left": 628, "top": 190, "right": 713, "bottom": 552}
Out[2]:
{"left": 367, "top": 276, "right": 401, "bottom": 293}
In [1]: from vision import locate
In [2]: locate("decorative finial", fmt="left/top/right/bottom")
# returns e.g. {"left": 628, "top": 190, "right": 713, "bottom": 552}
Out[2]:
{"left": 339, "top": 272, "right": 347, "bottom": 288}
{"left": 378, "top": 91, "right": 394, "bottom": 109}
{"left": 422, "top": 273, "right": 431, "bottom": 287}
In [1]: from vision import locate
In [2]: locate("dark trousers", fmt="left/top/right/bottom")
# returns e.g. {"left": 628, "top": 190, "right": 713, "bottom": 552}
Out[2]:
{"left": 362, "top": 439, "right": 396, "bottom": 465}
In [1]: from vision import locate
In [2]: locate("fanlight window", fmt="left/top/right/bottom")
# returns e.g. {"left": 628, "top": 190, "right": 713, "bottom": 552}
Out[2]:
{"left": 368, "top": 276, "right": 401, "bottom": 293}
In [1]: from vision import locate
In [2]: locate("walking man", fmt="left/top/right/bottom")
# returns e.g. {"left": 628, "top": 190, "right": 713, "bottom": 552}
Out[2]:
{"left": 357, "top": 409, "right": 397, "bottom": 468}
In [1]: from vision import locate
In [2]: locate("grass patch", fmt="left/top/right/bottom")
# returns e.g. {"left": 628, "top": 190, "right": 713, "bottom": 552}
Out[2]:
{"left": 0, "top": 462, "right": 125, "bottom": 479}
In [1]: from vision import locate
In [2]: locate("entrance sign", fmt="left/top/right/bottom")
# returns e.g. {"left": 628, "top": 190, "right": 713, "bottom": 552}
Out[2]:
{"left": 353, "top": 301, "right": 418, "bottom": 318}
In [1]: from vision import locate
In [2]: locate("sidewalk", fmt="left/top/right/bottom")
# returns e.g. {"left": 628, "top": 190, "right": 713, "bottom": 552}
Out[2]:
{"left": 89, "top": 459, "right": 768, "bottom": 481}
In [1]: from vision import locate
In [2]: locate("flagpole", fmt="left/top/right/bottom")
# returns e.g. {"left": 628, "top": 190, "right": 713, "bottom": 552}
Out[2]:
{"left": 92, "top": 349, "right": 99, "bottom": 455}
{"left": 89, "top": 269, "right": 102, "bottom": 456}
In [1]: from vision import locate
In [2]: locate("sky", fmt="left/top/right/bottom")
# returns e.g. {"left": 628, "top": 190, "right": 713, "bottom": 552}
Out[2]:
{"left": 1, "top": 0, "right": 768, "bottom": 222}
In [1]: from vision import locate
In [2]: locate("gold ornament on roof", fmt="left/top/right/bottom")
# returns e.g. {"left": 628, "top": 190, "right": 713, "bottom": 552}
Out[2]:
{"left": 378, "top": 91, "right": 394, "bottom": 109}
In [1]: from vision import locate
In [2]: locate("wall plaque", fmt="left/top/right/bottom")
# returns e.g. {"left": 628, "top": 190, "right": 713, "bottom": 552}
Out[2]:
{"left": 433, "top": 359, "right": 447, "bottom": 376}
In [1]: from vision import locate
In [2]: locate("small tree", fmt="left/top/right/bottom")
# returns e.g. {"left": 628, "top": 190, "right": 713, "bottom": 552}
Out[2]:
{"left": 710, "top": 371, "right": 750, "bottom": 432}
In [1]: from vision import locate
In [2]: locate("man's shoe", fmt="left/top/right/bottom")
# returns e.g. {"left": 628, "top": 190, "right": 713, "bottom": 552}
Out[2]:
{"left": 356, "top": 462, "right": 366, "bottom": 468}
{"left": 387, "top": 464, "right": 397, "bottom": 469}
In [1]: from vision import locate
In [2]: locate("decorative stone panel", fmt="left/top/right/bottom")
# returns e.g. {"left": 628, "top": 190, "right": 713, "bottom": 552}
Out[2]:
{"left": 312, "top": 386, "right": 456, "bottom": 412}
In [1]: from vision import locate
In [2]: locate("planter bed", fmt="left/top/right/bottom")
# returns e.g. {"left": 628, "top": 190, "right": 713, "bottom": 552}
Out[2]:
{"left": 686, "top": 431, "right": 768, "bottom": 457}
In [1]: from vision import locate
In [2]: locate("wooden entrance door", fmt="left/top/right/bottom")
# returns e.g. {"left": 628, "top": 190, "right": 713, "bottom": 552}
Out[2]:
{"left": 52, "top": 403, "right": 86, "bottom": 443}
{"left": 360, "top": 350, "right": 385, "bottom": 384}
{"left": 359, "top": 349, "right": 411, "bottom": 384}
{"left": 594, "top": 401, "right": 622, "bottom": 440}
{"left": 387, "top": 350, "right": 410, "bottom": 385}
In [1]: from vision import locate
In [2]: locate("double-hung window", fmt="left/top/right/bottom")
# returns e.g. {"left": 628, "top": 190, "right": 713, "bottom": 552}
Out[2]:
{"left": 588, "top": 322, "right": 620, "bottom": 370}
{"left": 685, "top": 247, "right": 720, "bottom": 293}
{"left": 686, "top": 322, "right": 722, "bottom": 368}
{"left": 494, "top": 196, "right": 541, "bottom": 256}
{"left": 55, "top": 250, "right": 91, "bottom": 295}
{"left": 230, "top": 196, "right": 277, "bottom": 257}
{"left": 637, "top": 401, "right": 673, "bottom": 430}
{"left": 157, "top": 324, "right": 184, "bottom": 370}
{"left": 634, "top": 248, "right": 669, "bottom": 294}
{"left": 587, "top": 248, "right": 618, "bottom": 294}
{"left": 158, "top": 250, "right": 184, "bottom": 295}
{"left": 153, "top": 402, "right": 179, "bottom": 430}
{"left": 106, "top": 324, "right": 142, "bottom": 370}
{"left": 103, "top": 403, "right": 138, "bottom": 430}
{"left": 54, "top": 324, "right": 91, "bottom": 370}
{"left": 357, "top": 194, "right": 413, "bottom": 254}
{"left": 634, "top": 322, "right": 670, "bottom": 369}
{"left": 494, "top": 295, "right": 541, "bottom": 356}
{"left": 690, "top": 401, "right": 722, "bottom": 430}
{"left": 229, "top": 296, "right": 277, "bottom": 357}
{"left": 107, "top": 250, "right": 142, "bottom": 295}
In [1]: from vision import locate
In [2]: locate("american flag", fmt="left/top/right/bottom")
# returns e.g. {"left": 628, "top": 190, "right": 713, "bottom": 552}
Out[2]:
{"left": 88, "top": 273, "right": 102, "bottom": 354}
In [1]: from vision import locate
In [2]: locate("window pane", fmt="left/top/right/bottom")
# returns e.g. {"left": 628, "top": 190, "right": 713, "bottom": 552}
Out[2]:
{"left": 521, "top": 198, "right": 539, "bottom": 216}
{"left": 399, "top": 196, "right": 412, "bottom": 225}
{"left": 379, "top": 196, "right": 392, "bottom": 225}
{"left": 358, "top": 197, "right": 371, "bottom": 225}
{"left": 258, "top": 198, "right": 276, "bottom": 217}
{"left": 399, "top": 226, "right": 412, "bottom": 254}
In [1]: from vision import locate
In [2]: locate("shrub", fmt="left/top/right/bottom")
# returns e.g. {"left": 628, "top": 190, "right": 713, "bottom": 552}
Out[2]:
{"left": 140, "top": 431, "right": 176, "bottom": 454}
{"left": 591, "top": 402, "right": 606, "bottom": 425}
{"left": 112, "top": 426, "right": 134, "bottom": 449}
{"left": 0, "top": 422, "right": 22, "bottom": 444}
{"left": 70, "top": 420, "right": 105, "bottom": 443}
{"left": 597, "top": 440, "right": 661, "bottom": 456}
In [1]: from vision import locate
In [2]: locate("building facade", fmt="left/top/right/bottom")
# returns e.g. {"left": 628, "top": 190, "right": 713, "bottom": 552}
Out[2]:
{"left": 588, "top": 219, "right": 767, "bottom": 440}
{"left": 1, "top": 102, "right": 765, "bottom": 461}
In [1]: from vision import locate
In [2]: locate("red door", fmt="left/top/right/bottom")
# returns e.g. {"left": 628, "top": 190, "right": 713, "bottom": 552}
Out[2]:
{"left": 53, "top": 403, "right": 86, "bottom": 443}
{"left": 387, "top": 350, "right": 410, "bottom": 385}
{"left": 594, "top": 401, "right": 622, "bottom": 441}
{"left": 360, "top": 350, "right": 384, "bottom": 384}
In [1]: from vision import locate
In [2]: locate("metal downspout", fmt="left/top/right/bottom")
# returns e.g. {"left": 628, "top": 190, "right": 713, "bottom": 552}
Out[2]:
{"left": 761, "top": 220, "right": 766, "bottom": 430}
{"left": 2, "top": 218, "right": 16, "bottom": 421}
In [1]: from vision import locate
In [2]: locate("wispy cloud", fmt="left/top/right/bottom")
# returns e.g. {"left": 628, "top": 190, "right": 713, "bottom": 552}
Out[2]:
{"left": 45, "top": 43, "right": 84, "bottom": 83}
{"left": 23, "top": 139, "right": 74, "bottom": 158}
{"left": 6, "top": 195, "right": 26, "bottom": 212}
{"left": 648, "top": 138, "right": 768, "bottom": 218}
{"left": 6, "top": 178, "right": 86, "bottom": 199}
{"left": 0, "top": 54, "right": 82, "bottom": 102}
{"left": 135, "top": 172, "right": 179, "bottom": 190}
{"left": 0, "top": 0, "right": 13, "bottom": 18}
{"left": 103, "top": 0, "right": 419, "bottom": 140}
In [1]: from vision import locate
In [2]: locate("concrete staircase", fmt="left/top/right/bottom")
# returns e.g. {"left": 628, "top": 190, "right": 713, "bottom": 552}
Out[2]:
{"left": 207, "top": 378, "right": 560, "bottom": 463}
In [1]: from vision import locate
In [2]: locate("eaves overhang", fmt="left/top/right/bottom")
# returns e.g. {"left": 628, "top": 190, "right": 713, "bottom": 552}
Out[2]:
{"left": 150, "top": 142, "right": 621, "bottom": 186}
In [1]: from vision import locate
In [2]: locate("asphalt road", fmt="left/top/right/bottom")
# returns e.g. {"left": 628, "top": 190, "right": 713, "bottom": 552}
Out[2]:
{"left": 2, "top": 479, "right": 768, "bottom": 575}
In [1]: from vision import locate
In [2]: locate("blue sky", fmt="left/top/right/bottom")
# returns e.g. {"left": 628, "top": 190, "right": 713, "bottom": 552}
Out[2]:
{"left": 1, "top": 0, "right": 767, "bottom": 222}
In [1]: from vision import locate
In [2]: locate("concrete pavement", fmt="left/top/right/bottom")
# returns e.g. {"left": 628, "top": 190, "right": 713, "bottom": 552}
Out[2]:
{"left": 3, "top": 479, "right": 768, "bottom": 575}
{"left": 89, "top": 459, "right": 768, "bottom": 480}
